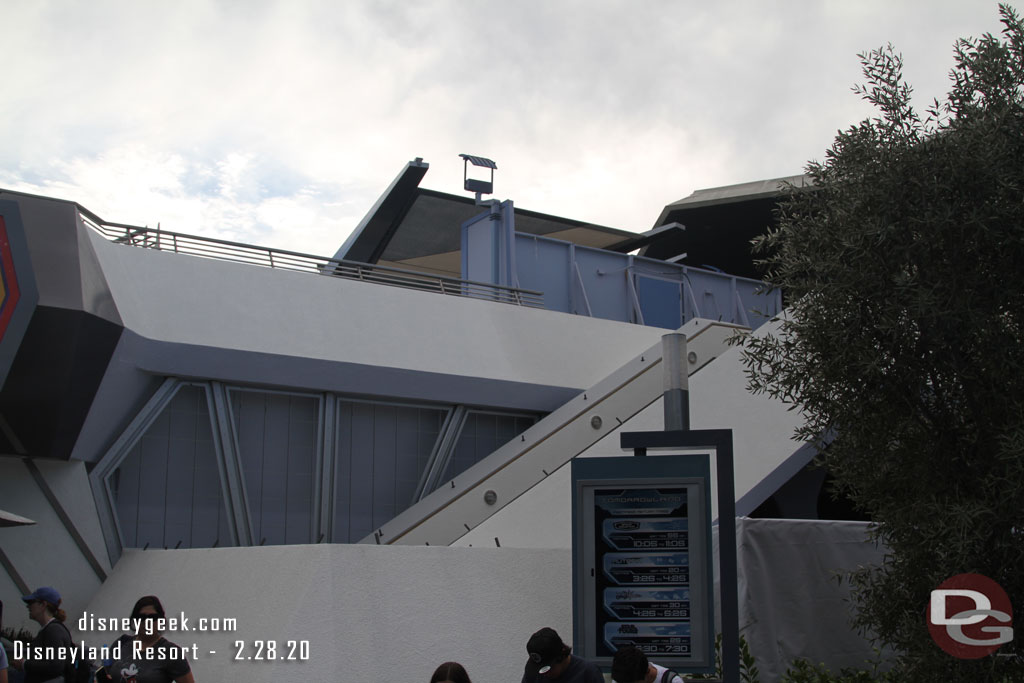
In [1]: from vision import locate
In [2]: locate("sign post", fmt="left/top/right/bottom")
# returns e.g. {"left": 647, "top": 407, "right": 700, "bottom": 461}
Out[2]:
{"left": 571, "top": 429, "right": 739, "bottom": 682}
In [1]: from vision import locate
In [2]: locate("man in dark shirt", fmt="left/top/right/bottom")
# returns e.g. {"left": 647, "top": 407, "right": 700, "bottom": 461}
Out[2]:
{"left": 520, "top": 627, "right": 604, "bottom": 683}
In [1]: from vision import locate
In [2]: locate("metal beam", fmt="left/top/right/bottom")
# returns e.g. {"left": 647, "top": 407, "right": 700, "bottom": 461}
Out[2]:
{"left": 367, "top": 319, "right": 745, "bottom": 546}
{"left": 23, "top": 458, "right": 107, "bottom": 581}
{"left": 210, "top": 382, "right": 253, "bottom": 546}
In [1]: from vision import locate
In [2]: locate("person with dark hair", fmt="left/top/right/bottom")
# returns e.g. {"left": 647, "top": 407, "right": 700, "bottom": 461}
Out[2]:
{"left": 95, "top": 595, "right": 195, "bottom": 683}
{"left": 429, "top": 661, "right": 472, "bottom": 683}
{"left": 10, "top": 587, "right": 73, "bottom": 683}
{"left": 520, "top": 627, "right": 602, "bottom": 683}
{"left": 610, "top": 646, "right": 683, "bottom": 683}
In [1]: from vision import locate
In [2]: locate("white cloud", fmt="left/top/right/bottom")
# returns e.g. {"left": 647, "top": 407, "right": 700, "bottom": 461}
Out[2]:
{"left": 1, "top": 0, "right": 1009, "bottom": 256}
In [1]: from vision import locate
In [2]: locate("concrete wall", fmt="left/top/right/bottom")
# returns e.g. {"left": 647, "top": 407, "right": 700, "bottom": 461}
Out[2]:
{"left": 457, "top": 317, "right": 807, "bottom": 549}
{"left": 87, "top": 228, "right": 666, "bottom": 392}
{"left": 76, "top": 544, "right": 571, "bottom": 683}
{"left": 67, "top": 523, "right": 883, "bottom": 683}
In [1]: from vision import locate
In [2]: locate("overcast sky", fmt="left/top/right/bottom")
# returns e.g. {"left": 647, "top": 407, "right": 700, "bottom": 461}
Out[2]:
{"left": 1, "top": 1, "right": 1008, "bottom": 257}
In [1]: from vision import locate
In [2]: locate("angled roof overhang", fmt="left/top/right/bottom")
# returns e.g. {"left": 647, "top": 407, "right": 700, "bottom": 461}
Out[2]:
{"left": 332, "top": 158, "right": 431, "bottom": 264}
{"left": 334, "top": 158, "right": 637, "bottom": 277}
{"left": 642, "top": 175, "right": 811, "bottom": 280}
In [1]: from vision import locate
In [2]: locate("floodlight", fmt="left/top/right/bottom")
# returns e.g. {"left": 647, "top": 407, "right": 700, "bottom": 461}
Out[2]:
{"left": 459, "top": 154, "right": 496, "bottom": 196}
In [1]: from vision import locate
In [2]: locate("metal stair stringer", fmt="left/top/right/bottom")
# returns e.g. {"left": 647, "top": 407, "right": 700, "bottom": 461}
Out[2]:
{"left": 363, "top": 317, "right": 746, "bottom": 547}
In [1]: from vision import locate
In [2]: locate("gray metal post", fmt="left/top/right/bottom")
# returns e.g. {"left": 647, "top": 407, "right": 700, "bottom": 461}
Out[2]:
{"left": 662, "top": 333, "right": 690, "bottom": 431}
{"left": 716, "top": 437, "right": 740, "bottom": 683}
{"left": 620, "top": 429, "right": 739, "bottom": 682}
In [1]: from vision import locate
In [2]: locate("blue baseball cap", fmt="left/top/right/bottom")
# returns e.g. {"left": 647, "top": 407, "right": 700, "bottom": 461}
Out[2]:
{"left": 22, "top": 587, "right": 61, "bottom": 606}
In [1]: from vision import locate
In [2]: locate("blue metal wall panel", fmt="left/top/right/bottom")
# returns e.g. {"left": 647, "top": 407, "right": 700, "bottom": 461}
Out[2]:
{"left": 112, "top": 384, "right": 230, "bottom": 549}
{"left": 395, "top": 419, "right": 420, "bottom": 509}
{"left": 440, "top": 412, "right": 537, "bottom": 485}
{"left": 113, "top": 449, "right": 140, "bottom": 545}
{"left": 735, "top": 278, "right": 780, "bottom": 328}
{"left": 333, "top": 402, "right": 355, "bottom": 542}
{"left": 334, "top": 401, "right": 448, "bottom": 542}
{"left": 515, "top": 235, "right": 572, "bottom": 313}
{"left": 574, "top": 247, "right": 632, "bottom": 321}
{"left": 136, "top": 417, "right": 169, "bottom": 546}
{"left": 286, "top": 397, "right": 317, "bottom": 544}
{"left": 231, "top": 390, "right": 318, "bottom": 546}
{"left": 463, "top": 211, "right": 499, "bottom": 285}
{"left": 107, "top": 382, "right": 536, "bottom": 548}
{"left": 235, "top": 392, "right": 267, "bottom": 539}
{"left": 510, "top": 232, "right": 781, "bottom": 329}
{"left": 344, "top": 402, "right": 376, "bottom": 542}
{"left": 193, "top": 434, "right": 229, "bottom": 548}
{"left": 637, "top": 276, "right": 683, "bottom": 329}
{"left": 163, "top": 428, "right": 196, "bottom": 548}
{"left": 260, "top": 395, "right": 288, "bottom": 543}
{"left": 372, "top": 406, "right": 399, "bottom": 529}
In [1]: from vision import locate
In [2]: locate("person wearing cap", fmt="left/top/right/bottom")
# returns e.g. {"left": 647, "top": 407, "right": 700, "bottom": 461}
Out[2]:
{"left": 520, "top": 627, "right": 603, "bottom": 683}
{"left": 610, "top": 645, "right": 683, "bottom": 683}
{"left": 11, "top": 586, "right": 74, "bottom": 683}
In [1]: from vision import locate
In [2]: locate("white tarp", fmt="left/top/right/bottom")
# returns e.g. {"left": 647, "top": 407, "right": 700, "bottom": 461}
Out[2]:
{"left": 714, "top": 517, "right": 891, "bottom": 682}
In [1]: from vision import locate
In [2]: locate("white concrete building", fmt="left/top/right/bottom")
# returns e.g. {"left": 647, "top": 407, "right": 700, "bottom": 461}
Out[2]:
{"left": 0, "top": 160, "right": 878, "bottom": 682}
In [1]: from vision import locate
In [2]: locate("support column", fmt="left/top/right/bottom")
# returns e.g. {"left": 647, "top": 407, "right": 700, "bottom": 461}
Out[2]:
{"left": 662, "top": 332, "right": 690, "bottom": 431}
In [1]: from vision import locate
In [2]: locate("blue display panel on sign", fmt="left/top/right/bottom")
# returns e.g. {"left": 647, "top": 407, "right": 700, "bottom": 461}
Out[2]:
{"left": 602, "top": 518, "right": 689, "bottom": 551}
{"left": 592, "top": 487, "right": 693, "bottom": 658}
{"left": 572, "top": 455, "right": 714, "bottom": 673}
{"left": 602, "top": 587, "right": 691, "bottom": 621}
{"left": 604, "top": 622, "right": 692, "bottom": 656}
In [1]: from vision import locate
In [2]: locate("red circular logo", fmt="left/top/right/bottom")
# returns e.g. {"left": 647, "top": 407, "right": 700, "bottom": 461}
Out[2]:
{"left": 927, "top": 573, "right": 1014, "bottom": 659}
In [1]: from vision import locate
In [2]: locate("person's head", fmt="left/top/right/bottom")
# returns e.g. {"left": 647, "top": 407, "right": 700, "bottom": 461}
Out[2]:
{"left": 524, "top": 627, "right": 572, "bottom": 678}
{"left": 22, "top": 587, "right": 65, "bottom": 625}
{"left": 130, "top": 595, "right": 166, "bottom": 636}
{"left": 429, "top": 661, "right": 472, "bottom": 683}
{"left": 611, "top": 646, "right": 653, "bottom": 683}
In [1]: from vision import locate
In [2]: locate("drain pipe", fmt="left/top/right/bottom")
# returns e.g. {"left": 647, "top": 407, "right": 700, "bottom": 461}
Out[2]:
{"left": 662, "top": 333, "right": 689, "bottom": 431}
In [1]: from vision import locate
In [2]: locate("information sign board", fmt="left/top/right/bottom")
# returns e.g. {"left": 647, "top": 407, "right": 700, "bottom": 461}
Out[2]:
{"left": 572, "top": 455, "right": 714, "bottom": 673}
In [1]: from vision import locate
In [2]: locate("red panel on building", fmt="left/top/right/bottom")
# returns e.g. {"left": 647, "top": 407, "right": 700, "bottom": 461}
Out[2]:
{"left": 0, "top": 216, "right": 22, "bottom": 341}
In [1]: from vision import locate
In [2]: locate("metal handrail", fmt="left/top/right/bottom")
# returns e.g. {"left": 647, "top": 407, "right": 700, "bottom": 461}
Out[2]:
{"left": 80, "top": 213, "right": 545, "bottom": 309}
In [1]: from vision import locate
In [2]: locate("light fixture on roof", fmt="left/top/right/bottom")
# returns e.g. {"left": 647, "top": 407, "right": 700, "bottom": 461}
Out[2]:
{"left": 459, "top": 154, "right": 497, "bottom": 202}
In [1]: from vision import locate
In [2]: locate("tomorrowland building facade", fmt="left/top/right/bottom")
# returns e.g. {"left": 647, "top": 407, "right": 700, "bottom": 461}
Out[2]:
{"left": 0, "top": 160, "right": 878, "bottom": 681}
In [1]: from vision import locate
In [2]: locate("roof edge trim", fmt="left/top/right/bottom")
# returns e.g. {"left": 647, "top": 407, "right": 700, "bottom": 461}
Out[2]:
{"left": 332, "top": 158, "right": 430, "bottom": 263}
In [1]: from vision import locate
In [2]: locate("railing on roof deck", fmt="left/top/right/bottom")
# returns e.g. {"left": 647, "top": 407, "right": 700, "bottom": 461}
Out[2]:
{"left": 79, "top": 211, "right": 545, "bottom": 309}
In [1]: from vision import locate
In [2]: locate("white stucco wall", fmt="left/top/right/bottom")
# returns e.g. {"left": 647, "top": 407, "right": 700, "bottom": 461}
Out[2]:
{"left": 457, "top": 317, "right": 805, "bottom": 549}
{"left": 75, "top": 544, "right": 572, "bottom": 683}
{"left": 87, "top": 229, "right": 666, "bottom": 391}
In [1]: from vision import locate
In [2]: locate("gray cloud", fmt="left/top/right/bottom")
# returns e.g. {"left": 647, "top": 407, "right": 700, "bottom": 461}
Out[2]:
{"left": 1, "top": 0, "right": 1008, "bottom": 254}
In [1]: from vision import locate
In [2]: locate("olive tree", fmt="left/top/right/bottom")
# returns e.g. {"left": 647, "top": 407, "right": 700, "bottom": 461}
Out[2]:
{"left": 740, "top": 5, "right": 1024, "bottom": 680}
